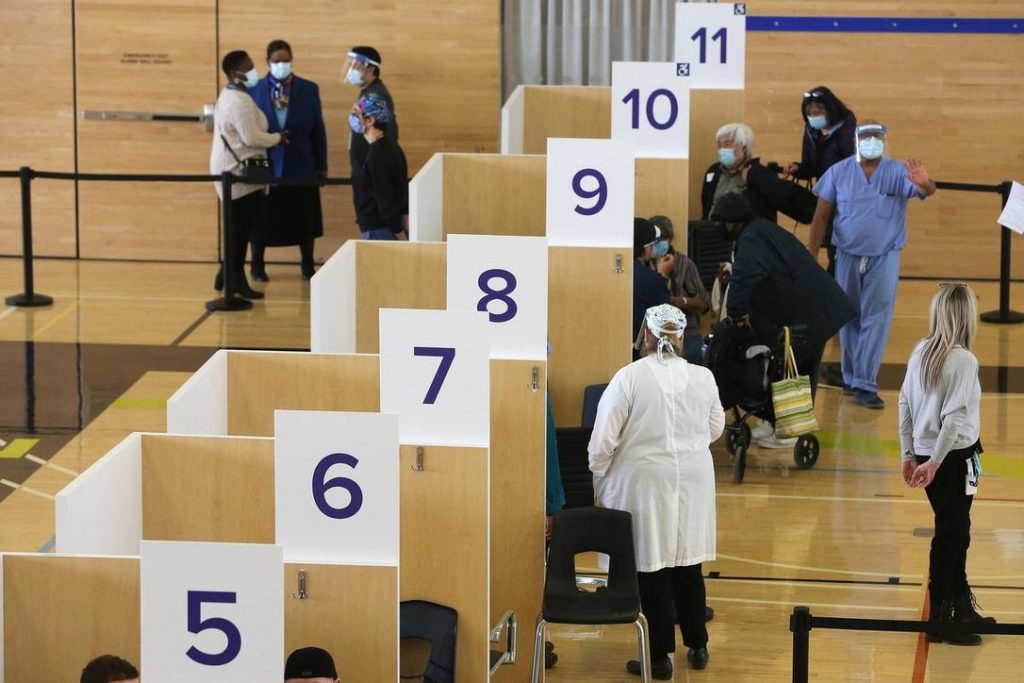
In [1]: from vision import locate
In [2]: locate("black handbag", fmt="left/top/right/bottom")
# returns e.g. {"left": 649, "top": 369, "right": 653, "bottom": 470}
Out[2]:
{"left": 220, "top": 134, "right": 274, "bottom": 184}
{"left": 775, "top": 177, "right": 818, "bottom": 225}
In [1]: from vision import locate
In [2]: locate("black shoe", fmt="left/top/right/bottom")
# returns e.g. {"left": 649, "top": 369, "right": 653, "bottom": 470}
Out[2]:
{"left": 626, "top": 656, "right": 672, "bottom": 680}
{"left": 302, "top": 264, "right": 316, "bottom": 280}
{"left": 214, "top": 268, "right": 224, "bottom": 292}
{"left": 687, "top": 647, "right": 709, "bottom": 670}
{"left": 842, "top": 384, "right": 856, "bottom": 396}
{"left": 956, "top": 590, "right": 997, "bottom": 626}
{"left": 235, "top": 284, "right": 265, "bottom": 300}
{"left": 251, "top": 268, "right": 270, "bottom": 283}
{"left": 927, "top": 599, "right": 982, "bottom": 646}
{"left": 544, "top": 651, "right": 557, "bottom": 669}
{"left": 705, "top": 605, "right": 715, "bottom": 622}
{"left": 855, "top": 389, "right": 885, "bottom": 409}
{"left": 545, "top": 641, "right": 554, "bottom": 655}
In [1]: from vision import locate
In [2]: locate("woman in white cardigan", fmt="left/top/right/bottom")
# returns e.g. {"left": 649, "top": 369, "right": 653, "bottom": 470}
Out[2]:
{"left": 900, "top": 283, "right": 994, "bottom": 645}
{"left": 589, "top": 304, "right": 725, "bottom": 678}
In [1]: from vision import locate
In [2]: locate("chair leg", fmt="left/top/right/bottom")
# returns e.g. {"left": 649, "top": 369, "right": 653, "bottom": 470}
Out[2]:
{"left": 635, "top": 613, "right": 652, "bottom": 683}
{"left": 530, "top": 617, "right": 548, "bottom": 683}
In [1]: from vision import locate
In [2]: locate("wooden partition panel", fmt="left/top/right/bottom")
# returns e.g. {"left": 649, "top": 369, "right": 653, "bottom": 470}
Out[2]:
{"left": 400, "top": 445, "right": 489, "bottom": 683}
{"left": 0, "top": 0, "right": 76, "bottom": 257}
{"left": 75, "top": 0, "right": 218, "bottom": 260}
{"left": 141, "top": 434, "right": 274, "bottom": 543}
{"left": 3, "top": 555, "right": 140, "bottom": 682}
{"left": 442, "top": 154, "right": 547, "bottom": 237}
{"left": 226, "top": 352, "right": 380, "bottom": 435}
{"left": 688, "top": 90, "right": 745, "bottom": 220}
{"left": 522, "top": 86, "right": 611, "bottom": 154}
{"left": 636, "top": 158, "right": 689, "bottom": 241}
{"left": 489, "top": 361, "right": 546, "bottom": 683}
{"left": 548, "top": 248, "right": 631, "bottom": 427}
{"left": 355, "top": 242, "right": 447, "bottom": 353}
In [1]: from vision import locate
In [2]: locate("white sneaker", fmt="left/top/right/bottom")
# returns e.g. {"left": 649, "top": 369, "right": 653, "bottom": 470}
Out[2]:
{"left": 754, "top": 434, "right": 798, "bottom": 449}
{"left": 750, "top": 420, "right": 774, "bottom": 439}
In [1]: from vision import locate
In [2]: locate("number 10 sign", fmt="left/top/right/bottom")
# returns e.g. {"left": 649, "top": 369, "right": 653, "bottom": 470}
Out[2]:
{"left": 611, "top": 62, "right": 692, "bottom": 157}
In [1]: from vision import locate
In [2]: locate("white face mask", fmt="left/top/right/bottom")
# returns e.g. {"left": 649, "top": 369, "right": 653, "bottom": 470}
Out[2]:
{"left": 858, "top": 137, "right": 885, "bottom": 160}
{"left": 241, "top": 68, "right": 260, "bottom": 89}
{"left": 345, "top": 68, "right": 365, "bottom": 87}
{"left": 269, "top": 61, "right": 292, "bottom": 80}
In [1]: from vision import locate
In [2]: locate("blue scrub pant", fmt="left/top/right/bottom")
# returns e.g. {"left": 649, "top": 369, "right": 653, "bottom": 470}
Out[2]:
{"left": 361, "top": 228, "right": 395, "bottom": 240}
{"left": 835, "top": 250, "right": 901, "bottom": 394}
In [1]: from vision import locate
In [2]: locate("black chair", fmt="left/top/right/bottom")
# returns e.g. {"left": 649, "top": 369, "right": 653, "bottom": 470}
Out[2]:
{"left": 530, "top": 507, "right": 651, "bottom": 683}
{"left": 580, "top": 383, "right": 608, "bottom": 428}
{"left": 400, "top": 600, "right": 457, "bottom": 683}
{"left": 554, "top": 426, "right": 595, "bottom": 509}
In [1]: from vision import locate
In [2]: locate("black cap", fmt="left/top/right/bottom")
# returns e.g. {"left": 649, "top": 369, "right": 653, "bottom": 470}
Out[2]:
{"left": 710, "top": 192, "right": 753, "bottom": 223}
{"left": 634, "top": 217, "right": 658, "bottom": 256}
{"left": 285, "top": 647, "right": 337, "bottom": 679}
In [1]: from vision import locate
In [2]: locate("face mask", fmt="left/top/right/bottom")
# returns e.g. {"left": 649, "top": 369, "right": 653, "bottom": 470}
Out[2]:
{"left": 241, "top": 68, "right": 260, "bottom": 89}
{"left": 807, "top": 115, "right": 827, "bottom": 130}
{"left": 348, "top": 113, "right": 364, "bottom": 135}
{"left": 651, "top": 240, "right": 669, "bottom": 259}
{"left": 858, "top": 137, "right": 885, "bottom": 160}
{"left": 269, "top": 62, "right": 292, "bottom": 80}
{"left": 346, "top": 68, "right": 365, "bottom": 87}
{"left": 717, "top": 147, "right": 737, "bottom": 168}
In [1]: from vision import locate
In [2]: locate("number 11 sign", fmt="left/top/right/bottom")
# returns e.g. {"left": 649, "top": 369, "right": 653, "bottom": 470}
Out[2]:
{"left": 674, "top": 2, "right": 746, "bottom": 88}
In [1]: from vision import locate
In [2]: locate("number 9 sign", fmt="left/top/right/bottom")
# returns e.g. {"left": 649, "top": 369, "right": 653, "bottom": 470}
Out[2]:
{"left": 546, "top": 138, "right": 635, "bottom": 248}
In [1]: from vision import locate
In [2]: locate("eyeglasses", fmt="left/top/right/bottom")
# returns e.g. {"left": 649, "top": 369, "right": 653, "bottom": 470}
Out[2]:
{"left": 939, "top": 281, "right": 969, "bottom": 288}
{"left": 803, "top": 91, "right": 822, "bottom": 99}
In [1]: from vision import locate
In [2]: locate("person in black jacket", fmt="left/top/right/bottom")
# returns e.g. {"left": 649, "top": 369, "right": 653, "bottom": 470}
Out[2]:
{"left": 713, "top": 192, "right": 855, "bottom": 400}
{"left": 352, "top": 93, "right": 408, "bottom": 239}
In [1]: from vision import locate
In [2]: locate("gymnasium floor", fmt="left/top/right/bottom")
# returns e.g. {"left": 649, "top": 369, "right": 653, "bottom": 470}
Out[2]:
{"left": 0, "top": 257, "right": 1022, "bottom": 681}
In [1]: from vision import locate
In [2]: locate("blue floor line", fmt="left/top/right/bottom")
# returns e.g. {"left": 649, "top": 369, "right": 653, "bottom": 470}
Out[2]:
{"left": 37, "top": 535, "right": 56, "bottom": 553}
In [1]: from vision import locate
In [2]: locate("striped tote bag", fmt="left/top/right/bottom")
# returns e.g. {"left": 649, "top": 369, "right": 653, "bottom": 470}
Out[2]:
{"left": 771, "top": 327, "right": 818, "bottom": 438}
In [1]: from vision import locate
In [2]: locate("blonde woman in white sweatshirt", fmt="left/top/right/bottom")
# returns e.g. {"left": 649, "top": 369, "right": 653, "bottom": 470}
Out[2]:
{"left": 899, "top": 283, "right": 994, "bottom": 646}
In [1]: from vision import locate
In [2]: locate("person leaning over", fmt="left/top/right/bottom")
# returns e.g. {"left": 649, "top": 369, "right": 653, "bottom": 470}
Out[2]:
{"left": 900, "top": 283, "right": 995, "bottom": 646}
{"left": 352, "top": 94, "right": 408, "bottom": 240}
{"left": 81, "top": 654, "right": 139, "bottom": 683}
{"left": 211, "top": 49, "right": 288, "bottom": 300}
{"left": 590, "top": 304, "right": 725, "bottom": 678}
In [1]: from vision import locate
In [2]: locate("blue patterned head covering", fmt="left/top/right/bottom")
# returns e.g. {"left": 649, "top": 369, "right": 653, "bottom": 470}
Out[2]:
{"left": 357, "top": 93, "right": 392, "bottom": 123}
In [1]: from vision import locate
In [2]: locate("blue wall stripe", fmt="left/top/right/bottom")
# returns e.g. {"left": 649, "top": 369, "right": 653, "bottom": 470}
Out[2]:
{"left": 746, "top": 16, "right": 1023, "bottom": 35}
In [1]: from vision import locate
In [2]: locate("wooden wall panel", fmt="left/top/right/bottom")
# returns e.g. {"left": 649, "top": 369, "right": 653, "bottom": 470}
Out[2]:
{"left": 226, "top": 352, "right": 380, "bottom": 435}
{"left": 75, "top": 0, "right": 219, "bottom": 260}
{"left": 522, "top": 86, "right": 611, "bottom": 154}
{"left": 548, "top": 247, "right": 631, "bottom": 427}
{"left": 4, "top": 555, "right": 140, "bottom": 682}
{"left": 355, "top": 242, "right": 446, "bottom": 353}
{"left": 442, "top": 154, "right": 547, "bottom": 237}
{"left": 636, "top": 158, "right": 689, "bottom": 242}
{"left": 0, "top": 0, "right": 76, "bottom": 257}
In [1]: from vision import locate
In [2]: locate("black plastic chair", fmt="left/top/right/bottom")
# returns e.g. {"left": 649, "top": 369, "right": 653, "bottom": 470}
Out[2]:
{"left": 554, "top": 426, "right": 595, "bottom": 509}
{"left": 530, "top": 507, "right": 651, "bottom": 682}
{"left": 400, "top": 600, "right": 457, "bottom": 683}
{"left": 580, "top": 383, "right": 609, "bottom": 428}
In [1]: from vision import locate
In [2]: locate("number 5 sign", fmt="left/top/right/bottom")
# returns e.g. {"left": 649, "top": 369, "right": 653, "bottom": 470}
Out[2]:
{"left": 446, "top": 234, "right": 548, "bottom": 360}
{"left": 546, "top": 138, "right": 634, "bottom": 248}
{"left": 141, "top": 540, "right": 283, "bottom": 683}
{"left": 611, "top": 62, "right": 692, "bottom": 157}
{"left": 274, "top": 410, "right": 399, "bottom": 565}
{"left": 379, "top": 308, "right": 490, "bottom": 446}
{"left": 674, "top": 2, "right": 746, "bottom": 88}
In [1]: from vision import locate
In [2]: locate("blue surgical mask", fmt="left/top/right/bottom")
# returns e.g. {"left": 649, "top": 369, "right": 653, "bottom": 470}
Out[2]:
{"left": 269, "top": 62, "right": 292, "bottom": 80}
{"left": 858, "top": 137, "right": 885, "bottom": 160}
{"left": 346, "top": 68, "right": 365, "bottom": 87}
{"left": 651, "top": 240, "right": 669, "bottom": 259}
{"left": 242, "top": 68, "right": 260, "bottom": 89}
{"left": 717, "top": 147, "right": 737, "bottom": 168}
{"left": 807, "top": 115, "right": 827, "bottom": 130}
{"left": 349, "top": 113, "right": 364, "bottom": 135}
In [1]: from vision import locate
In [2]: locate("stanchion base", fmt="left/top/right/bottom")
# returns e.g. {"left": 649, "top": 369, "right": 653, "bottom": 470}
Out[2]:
{"left": 980, "top": 309, "right": 1024, "bottom": 325}
{"left": 205, "top": 295, "right": 254, "bottom": 312}
{"left": 5, "top": 292, "right": 53, "bottom": 307}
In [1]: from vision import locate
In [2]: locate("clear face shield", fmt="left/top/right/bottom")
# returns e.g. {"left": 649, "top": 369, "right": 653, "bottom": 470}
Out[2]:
{"left": 342, "top": 52, "right": 379, "bottom": 87}
{"left": 855, "top": 123, "right": 887, "bottom": 161}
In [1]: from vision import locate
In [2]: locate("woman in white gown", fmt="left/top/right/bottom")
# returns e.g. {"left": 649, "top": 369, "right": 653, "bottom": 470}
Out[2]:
{"left": 589, "top": 304, "right": 725, "bottom": 678}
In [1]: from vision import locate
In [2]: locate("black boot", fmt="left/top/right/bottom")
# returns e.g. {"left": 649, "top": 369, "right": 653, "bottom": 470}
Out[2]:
{"left": 626, "top": 655, "right": 672, "bottom": 680}
{"left": 214, "top": 266, "right": 224, "bottom": 292}
{"left": 928, "top": 598, "right": 982, "bottom": 646}
{"left": 250, "top": 245, "right": 269, "bottom": 282}
{"left": 955, "top": 589, "right": 996, "bottom": 625}
{"left": 300, "top": 240, "right": 316, "bottom": 280}
{"left": 233, "top": 275, "right": 265, "bottom": 300}
{"left": 687, "top": 647, "right": 709, "bottom": 670}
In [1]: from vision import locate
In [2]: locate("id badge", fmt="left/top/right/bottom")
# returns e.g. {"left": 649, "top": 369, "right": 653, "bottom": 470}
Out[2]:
{"left": 965, "top": 455, "right": 980, "bottom": 496}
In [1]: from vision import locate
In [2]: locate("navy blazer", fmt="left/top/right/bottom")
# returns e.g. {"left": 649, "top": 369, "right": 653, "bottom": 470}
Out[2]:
{"left": 250, "top": 75, "right": 328, "bottom": 178}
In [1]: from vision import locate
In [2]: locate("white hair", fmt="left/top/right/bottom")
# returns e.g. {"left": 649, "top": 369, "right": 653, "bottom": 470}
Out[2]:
{"left": 716, "top": 123, "right": 754, "bottom": 155}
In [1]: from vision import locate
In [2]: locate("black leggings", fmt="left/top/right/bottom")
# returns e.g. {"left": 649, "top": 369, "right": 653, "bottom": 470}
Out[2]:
{"left": 637, "top": 564, "right": 708, "bottom": 658}
{"left": 224, "top": 191, "right": 265, "bottom": 276}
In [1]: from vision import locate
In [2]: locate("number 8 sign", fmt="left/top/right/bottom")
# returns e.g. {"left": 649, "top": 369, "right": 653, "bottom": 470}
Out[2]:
{"left": 611, "top": 62, "right": 692, "bottom": 157}
{"left": 546, "top": 138, "right": 635, "bottom": 248}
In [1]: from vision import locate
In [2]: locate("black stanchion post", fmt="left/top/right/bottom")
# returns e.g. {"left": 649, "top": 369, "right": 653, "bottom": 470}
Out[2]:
{"left": 980, "top": 181, "right": 1024, "bottom": 324}
{"left": 790, "top": 606, "right": 811, "bottom": 683}
{"left": 6, "top": 166, "right": 54, "bottom": 307}
{"left": 206, "top": 172, "right": 252, "bottom": 312}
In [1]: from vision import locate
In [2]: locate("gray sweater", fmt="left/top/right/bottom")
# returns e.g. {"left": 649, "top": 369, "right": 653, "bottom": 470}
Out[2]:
{"left": 898, "top": 344, "right": 981, "bottom": 464}
{"left": 210, "top": 86, "right": 281, "bottom": 200}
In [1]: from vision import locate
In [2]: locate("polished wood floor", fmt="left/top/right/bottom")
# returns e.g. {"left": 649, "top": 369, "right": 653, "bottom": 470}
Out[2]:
{"left": 0, "top": 258, "right": 1021, "bottom": 681}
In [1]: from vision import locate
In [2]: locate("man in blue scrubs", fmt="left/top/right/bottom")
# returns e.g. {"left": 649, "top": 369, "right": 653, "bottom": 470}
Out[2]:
{"left": 807, "top": 121, "right": 936, "bottom": 408}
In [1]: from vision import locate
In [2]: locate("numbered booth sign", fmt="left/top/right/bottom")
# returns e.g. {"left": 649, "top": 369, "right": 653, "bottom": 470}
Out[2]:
{"left": 446, "top": 235, "right": 548, "bottom": 360}
{"left": 674, "top": 2, "right": 746, "bottom": 88}
{"left": 546, "top": 138, "right": 635, "bottom": 248}
{"left": 611, "top": 62, "right": 692, "bottom": 157}
{"left": 379, "top": 309, "right": 490, "bottom": 447}
{"left": 274, "top": 410, "right": 399, "bottom": 565}
{"left": 141, "top": 541, "right": 283, "bottom": 683}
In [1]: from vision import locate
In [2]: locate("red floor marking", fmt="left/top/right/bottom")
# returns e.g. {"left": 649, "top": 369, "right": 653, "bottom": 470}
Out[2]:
{"left": 911, "top": 590, "right": 930, "bottom": 683}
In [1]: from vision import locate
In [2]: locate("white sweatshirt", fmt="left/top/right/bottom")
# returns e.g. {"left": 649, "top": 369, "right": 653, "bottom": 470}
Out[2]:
{"left": 209, "top": 87, "right": 281, "bottom": 200}
{"left": 898, "top": 343, "right": 981, "bottom": 464}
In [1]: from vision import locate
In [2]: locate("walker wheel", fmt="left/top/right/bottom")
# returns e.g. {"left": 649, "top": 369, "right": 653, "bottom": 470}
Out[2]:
{"left": 726, "top": 421, "right": 752, "bottom": 456}
{"left": 733, "top": 444, "right": 747, "bottom": 484}
{"left": 794, "top": 434, "right": 820, "bottom": 470}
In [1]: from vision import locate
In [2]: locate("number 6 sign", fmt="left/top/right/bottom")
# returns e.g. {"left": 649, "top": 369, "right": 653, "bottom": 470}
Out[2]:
{"left": 611, "top": 62, "right": 692, "bottom": 157}
{"left": 379, "top": 308, "right": 490, "bottom": 446}
{"left": 141, "top": 540, "right": 283, "bottom": 683}
{"left": 274, "top": 410, "right": 399, "bottom": 564}
{"left": 546, "top": 138, "right": 635, "bottom": 248}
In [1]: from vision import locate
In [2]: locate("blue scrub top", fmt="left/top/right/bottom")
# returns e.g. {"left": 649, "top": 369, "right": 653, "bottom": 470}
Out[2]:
{"left": 814, "top": 156, "right": 923, "bottom": 257}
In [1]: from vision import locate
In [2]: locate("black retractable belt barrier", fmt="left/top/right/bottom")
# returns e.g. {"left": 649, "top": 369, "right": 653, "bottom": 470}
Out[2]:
{"left": 205, "top": 172, "right": 252, "bottom": 312}
{"left": 6, "top": 167, "right": 53, "bottom": 307}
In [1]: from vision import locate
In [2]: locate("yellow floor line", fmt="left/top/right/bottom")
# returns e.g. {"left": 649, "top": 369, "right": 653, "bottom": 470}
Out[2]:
{"left": 24, "top": 454, "right": 78, "bottom": 476}
{"left": 707, "top": 577, "right": 919, "bottom": 591}
{"left": 29, "top": 301, "right": 80, "bottom": 341}
{"left": 704, "top": 595, "right": 918, "bottom": 612}
{"left": 717, "top": 491, "right": 1024, "bottom": 507}
{"left": 0, "top": 479, "right": 56, "bottom": 500}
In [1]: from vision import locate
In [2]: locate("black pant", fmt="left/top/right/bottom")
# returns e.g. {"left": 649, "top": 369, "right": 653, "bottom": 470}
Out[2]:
{"left": 637, "top": 564, "right": 708, "bottom": 658}
{"left": 251, "top": 240, "right": 315, "bottom": 273}
{"left": 916, "top": 445, "right": 977, "bottom": 609}
{"left": 224, "top": 191, "right": 265, "bottom": 277}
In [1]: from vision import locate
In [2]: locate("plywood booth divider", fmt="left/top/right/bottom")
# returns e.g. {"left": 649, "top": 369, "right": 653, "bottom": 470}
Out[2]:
{"left": 166, "top": 350, "right": 228, "bottom": 436}
{"left": 409, "top": 153, "right": 445, "bottom": 242}
{"left": 311, "top": 240, "right": 358, "bottom": 354}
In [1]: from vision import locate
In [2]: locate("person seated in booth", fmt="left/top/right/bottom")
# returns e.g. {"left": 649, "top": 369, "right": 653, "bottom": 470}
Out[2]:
{"left": 649, "top": 214, "right": 711, "bottom": 365}
{"left": 80, "top": 654, "right": 139, "bottom": 683}
{"left": 352, "top": 93, "right": 409, "bottom": 240}
{"left": 285, "top": 646, "right": 339, "bottom": 683}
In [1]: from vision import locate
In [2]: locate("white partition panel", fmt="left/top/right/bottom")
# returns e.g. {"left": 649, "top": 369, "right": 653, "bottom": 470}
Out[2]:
{"left": 56, "top": 433, "right": 142, "bottom": 555}
{"left": 166, "top": 350, "right": 228, "bottom": 435}
{"left": 500, "top": 84, "right": 525, "bottom": 154}
{"left": 409, "top": 153, "right": 444, "bottom": 242}
{"left": 310, "top": 241, "right": 357, "bottom": 354}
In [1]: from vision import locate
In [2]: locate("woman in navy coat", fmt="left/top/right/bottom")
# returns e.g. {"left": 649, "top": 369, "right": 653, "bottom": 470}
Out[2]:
{"left": 249, "top": 39, "right": 327, "bottom": 280}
